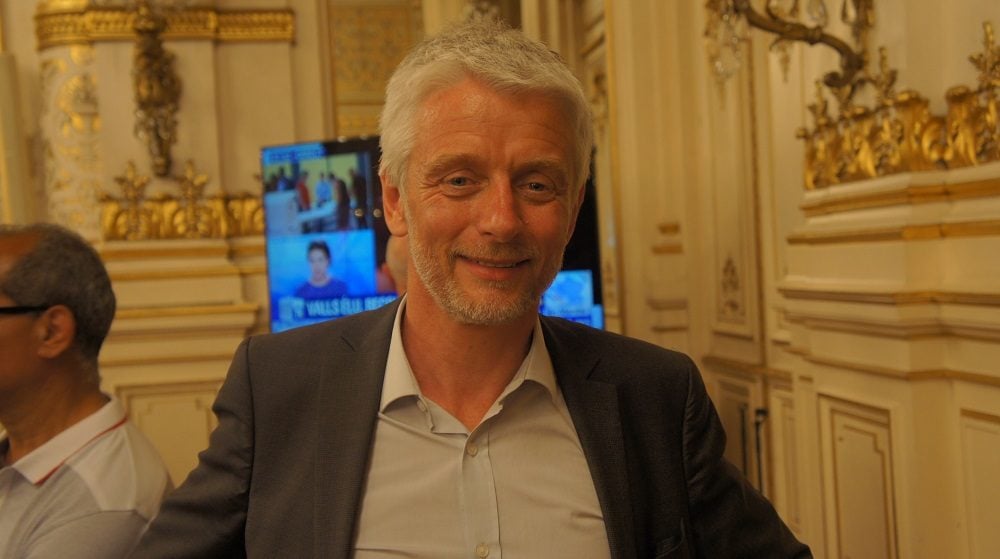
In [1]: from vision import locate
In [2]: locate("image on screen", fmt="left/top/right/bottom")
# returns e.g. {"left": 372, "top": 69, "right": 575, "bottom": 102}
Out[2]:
{"left": 261, "top": 137, "right": 604, "bottom": 332}
{"left": 261, "top": 137, "right": 396, "bottom": 332}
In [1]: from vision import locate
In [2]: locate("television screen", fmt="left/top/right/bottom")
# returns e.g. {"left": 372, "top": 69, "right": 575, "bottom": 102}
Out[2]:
{"left": 260, "top": 137, "right": 603, "bottom": 333}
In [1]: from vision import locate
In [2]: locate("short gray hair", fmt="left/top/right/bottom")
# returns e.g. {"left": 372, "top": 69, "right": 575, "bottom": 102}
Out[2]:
{"left": 379, "top": 18, "right": 593, "bottom": 194}
{"left": 0, "top": 223, "right": 116, "bottom": 368}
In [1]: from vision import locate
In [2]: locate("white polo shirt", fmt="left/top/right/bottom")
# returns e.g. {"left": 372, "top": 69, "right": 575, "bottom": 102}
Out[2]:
{"left": 0, "top": 397, "right": 172, "bottom": 558}
{"left": 354, "top": 300, "right": 611, "bottom": 558}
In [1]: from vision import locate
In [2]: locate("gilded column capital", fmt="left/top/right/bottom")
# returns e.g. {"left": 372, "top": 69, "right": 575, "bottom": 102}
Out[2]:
{"left": 38, "top": 0, "right": 90, "bottom": 13}
{"left": 35, "top": 4, "right": 295, "bottom": 51}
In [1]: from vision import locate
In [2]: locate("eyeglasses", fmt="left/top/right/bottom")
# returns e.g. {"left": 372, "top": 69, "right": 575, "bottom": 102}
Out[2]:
{"left": 0, "top": 305, "right": 49, "bottom": 315}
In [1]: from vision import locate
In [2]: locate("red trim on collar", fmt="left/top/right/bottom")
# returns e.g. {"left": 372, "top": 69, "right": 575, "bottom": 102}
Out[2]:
{"left": 34, "top": 416, "right": 128, "bottom": 486}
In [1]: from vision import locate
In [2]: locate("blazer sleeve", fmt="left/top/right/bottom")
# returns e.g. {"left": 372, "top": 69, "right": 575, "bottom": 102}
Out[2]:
{"left": 129, "top": 339, "right": 255, "bottom": 559}
{"left": 682, "top": 364, "right": 812, "bottom": 558}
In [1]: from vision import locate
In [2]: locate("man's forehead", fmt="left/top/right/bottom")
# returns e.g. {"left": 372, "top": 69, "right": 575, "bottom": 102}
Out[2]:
{"left": 418, "top": 78, "right": 563, "bottom": 113}
{"left": 0, "top": 233, "right": 40, "bottom": 282}
{"left": 0, "top": 233, "right": 40, "bottom": 259}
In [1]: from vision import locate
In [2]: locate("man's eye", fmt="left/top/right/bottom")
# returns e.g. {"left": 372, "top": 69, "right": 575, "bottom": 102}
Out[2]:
{"left": 522, "top": 181, "right": 558, "bottom": 201}
{"left": 446, "top": 177, "right": 471, "bottom": 187}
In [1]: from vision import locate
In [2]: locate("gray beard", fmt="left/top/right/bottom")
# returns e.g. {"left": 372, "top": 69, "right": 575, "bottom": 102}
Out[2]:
{"left": 407, "top": 215, "right": 563, "bottom": 326}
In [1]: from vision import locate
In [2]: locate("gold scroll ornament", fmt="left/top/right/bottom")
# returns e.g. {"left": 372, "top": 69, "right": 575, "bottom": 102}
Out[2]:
{"left": 799, "top": 22, "right": 999, "bottom": 189}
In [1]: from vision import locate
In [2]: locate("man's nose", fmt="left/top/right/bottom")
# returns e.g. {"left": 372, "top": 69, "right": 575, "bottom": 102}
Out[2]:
{"left": 476, "top": 181, "right": 523, "bottom": 241}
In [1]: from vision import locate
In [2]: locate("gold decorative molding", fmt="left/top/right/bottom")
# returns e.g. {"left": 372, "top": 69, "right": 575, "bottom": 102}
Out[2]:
{"left": 38, "top": 1, "right": 89, "bottom": 12}
{"left": 658, "top": 222, "right": 681, "bottom": 234}
{"left": 104, "top": 353, "right": 235, "bottom": 368}
{"left": 703, "top": 354, "right": 794, "bottom": 382}
{"left": 650, "top": 324, "right": 688, "bottom": 333}
{"left": 108, "top": 266, "right": 242, "bottom": 282}
{"left": 109, "top": 160, "right": 152, "bottom": 239}
{"left": 133, "top": 1, "right": 181, "bottom": 177}
{"left": 783, "top": 312, "right": 1000, "bottom": 342}
{"left": 172, "top": 161, "right": 210, "bottom": 237}
{"left": 107, "top": 262, "right": 266, "bottom": 281}
{"left": 786, "top": 219, "right": 1000, "bottom": 244}
{"left": 651, "top": 242, "right": 683, "bottom": 254}
{"left": 101, "top": 160, "right": 263, "bottom": 241}
{"left": 116, "top": 302, "right": 258, "bottom": 320}
{"left": 719, "top": 255, "right": 746, "bottom": 321}
{"left": 215, "top": 11, "right": 296, "bottom": 42}
{"left": 801, "top": 177, "right": 1000, "bottom": 216}
{"left": 943, "top": 220, "right": 1000, "bottom": 237}
{"left": 648, "top": 295, "right": 689, "bottom": 334}
{"left": 35, "top": 5, "right": 294, "bottom": 50}
{"left": 820, "top": 394, "right": 900, "bottom": 559}
{"left": 911, "top": 370, "right": 1000, "bottom": 388}
{"left": 330, "top": 5, "right": 419, "bottom": 96}
{"left": 778, "top": 287, "right": 1000, "bottom": 307}
{"left": 108, "top": 327, "right": 244, "bottom": 344}
{"left": 799, "top": 22, "right": 1000, "bottom": 190}
{"left": 236, "top": 263, "right": 267, "bottom": 276}
{"left": 652, "top": 221, "right": 683, "bottom": 254}
{"left": 335, "top": 114, "right": 381, "bottom": 138}
{"left": 100, "top": 187, "right": 265, "bottom": 240}
{"left": 789, "top": 349, "right": 1000, "bottom": 388}
{"left": 40, "top": 42, "right": 103, "bottom": 238}
{"left": 100, "top": 244, "right": 230, "bottom": 261}
{"left": 646, "top": 297, "right": 688, "bottom": 311}
{"left": 329, "top": 4, "right": 420, "bottom": 137}
{"left": 229, "top": 243, "right": 265, "bottom": 258}
{"left": 960, "top": 409, "right": 1000, "bottom": 423}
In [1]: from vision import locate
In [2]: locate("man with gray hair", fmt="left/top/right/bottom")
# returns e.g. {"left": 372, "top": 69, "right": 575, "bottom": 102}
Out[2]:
{"left": 0, "top": 223, "right": 171, "bottom": 558}
{"left": 134, "top": 19, "right": 809, "bottom": 558}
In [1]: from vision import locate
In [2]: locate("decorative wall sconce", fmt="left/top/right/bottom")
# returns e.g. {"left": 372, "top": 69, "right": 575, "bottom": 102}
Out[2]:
{"left": 704, "top": 0, "right": 873, "bottom": 94}
{"left": 132, "top": 0, "right": 182, "bottom": 178}
{"left": 705, "top": 2, "right": 999, "bottom": 189}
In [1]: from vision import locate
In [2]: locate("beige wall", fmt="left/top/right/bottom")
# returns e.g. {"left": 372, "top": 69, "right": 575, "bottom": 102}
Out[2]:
{"left": 530, "top": 0, "right": 999, "bottom": 557}
{"left": 603, "top": 1, "right": 1000, "bottom": 557}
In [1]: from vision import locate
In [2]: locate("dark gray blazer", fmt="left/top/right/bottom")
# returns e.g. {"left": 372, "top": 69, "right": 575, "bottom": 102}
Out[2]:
{"left": 132, "top": 300, "right": 810, "bottom": 558}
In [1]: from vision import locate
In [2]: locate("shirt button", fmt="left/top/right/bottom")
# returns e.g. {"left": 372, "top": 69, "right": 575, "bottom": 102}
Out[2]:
{"left": 466, "top": 443, "right": 478, "bottom": 456}
{"left": 475, "top": 543, "right": 489, "bottom": 558}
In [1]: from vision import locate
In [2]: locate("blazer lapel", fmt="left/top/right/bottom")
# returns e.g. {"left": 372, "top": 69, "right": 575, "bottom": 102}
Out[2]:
{"left": 542, "top": 318, "right": 637, "bottom": 559}
{"left": 313, "top": 301, "right": 399, "bottom": 559}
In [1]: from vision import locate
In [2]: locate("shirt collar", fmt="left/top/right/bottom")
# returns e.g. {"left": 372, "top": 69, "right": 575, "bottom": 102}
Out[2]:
{"left": 380, "top": 297, "right": 560, "bottom": 413}
{"left": 0, "top": 397, "right": 127, "bottom": 485}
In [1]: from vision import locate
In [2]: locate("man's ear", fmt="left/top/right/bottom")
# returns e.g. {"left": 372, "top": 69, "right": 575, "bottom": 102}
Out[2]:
{"left": 35, "top": 305, "right": 77, "bottom": 360}
{"left": 381, "top": 172, "right": 408, "bottom": 236}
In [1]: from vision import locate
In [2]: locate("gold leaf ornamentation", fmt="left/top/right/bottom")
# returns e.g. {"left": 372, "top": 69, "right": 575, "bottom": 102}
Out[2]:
{"left": 105, "top": 160, "right": 154, "bottom": 241}
{"left": 171, "top": 161, "right": 214, "bottom": 239}
{"left": 132, "top": 1, "right": 181, "bottom": 177}
{"left": 101, "top": 161, "right": 264, "bottom": 241}
{"left": 36, "top": 5, "right": 294, "bottom": 50}
{"left": 799, "top": 21, "right": 999, "bottom": 189}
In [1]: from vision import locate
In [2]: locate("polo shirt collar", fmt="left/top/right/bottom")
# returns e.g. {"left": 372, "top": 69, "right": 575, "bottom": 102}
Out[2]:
{"left": 0, "top": 397, "right": 127, "bottom": 485}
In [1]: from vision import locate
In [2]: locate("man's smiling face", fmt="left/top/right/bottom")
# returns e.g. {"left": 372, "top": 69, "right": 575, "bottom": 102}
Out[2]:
{"left": 385, "top": 77, "right": 583, "bottom": 326}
